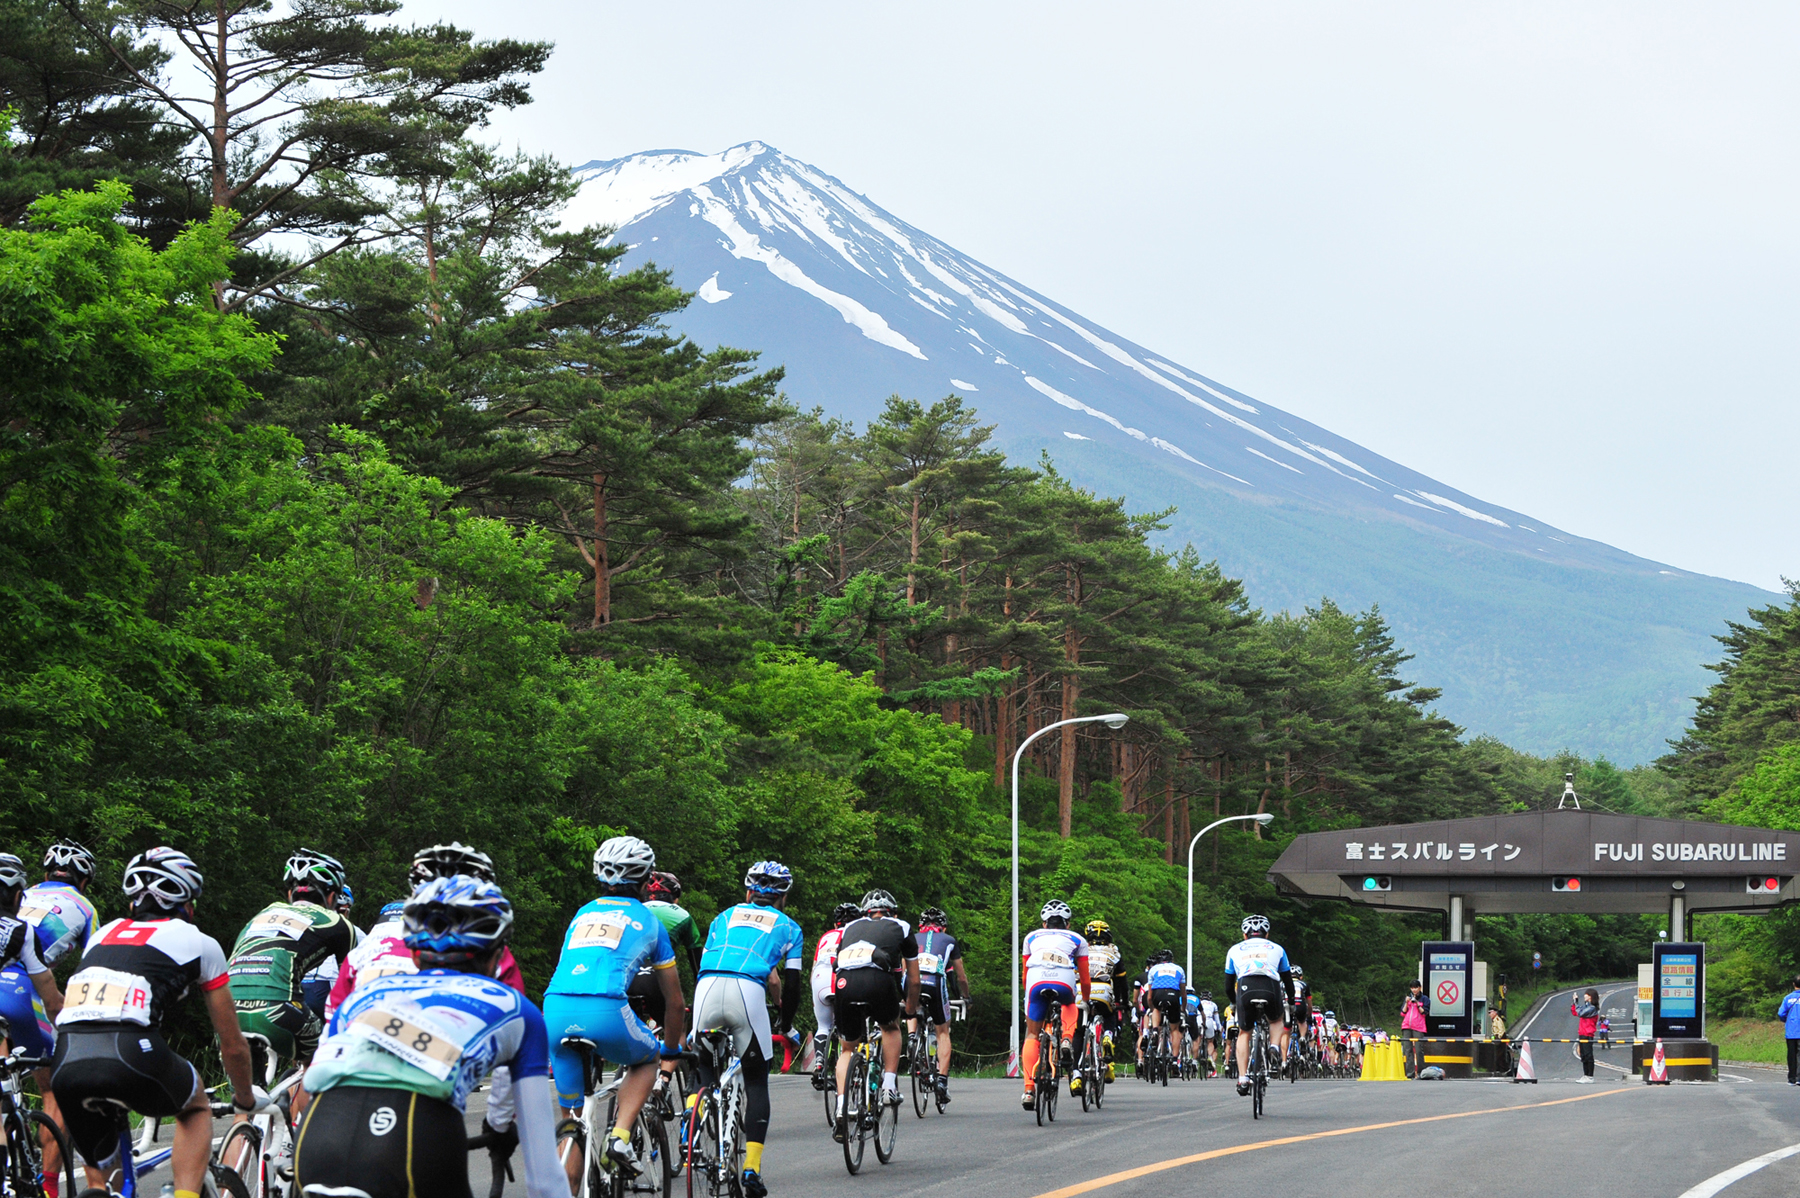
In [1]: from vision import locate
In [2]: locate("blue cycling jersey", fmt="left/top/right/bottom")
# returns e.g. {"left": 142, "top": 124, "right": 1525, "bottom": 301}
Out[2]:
{"left": 304, "top": 969, "right": 550, "bottom": 1111}
{"left": 1147, "top": 962, "right": 1186, "bottom": 990}
{"left": 697, "top": 902, "right": 804, "bottom": 980}
{"left": 18, "top": 880, "right": 97, "bottom": 966}
{"left": 546, "top": 896, "right": 675, "bottom": 999}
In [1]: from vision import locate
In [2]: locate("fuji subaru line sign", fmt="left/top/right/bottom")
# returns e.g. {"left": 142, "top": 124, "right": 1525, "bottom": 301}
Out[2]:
{"left": 1269, "top": 812, "right": 1798, "bottom": 915}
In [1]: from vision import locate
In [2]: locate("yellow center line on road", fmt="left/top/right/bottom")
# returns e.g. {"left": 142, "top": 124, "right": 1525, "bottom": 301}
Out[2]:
{"left": 1028, "top": 1087, "right": 1635, "bottom": 1198}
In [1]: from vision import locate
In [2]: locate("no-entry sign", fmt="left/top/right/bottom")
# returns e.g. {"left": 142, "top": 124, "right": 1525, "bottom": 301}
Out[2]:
{"left": 1422, "top": 941, "right": 1474, "bottom": 1037}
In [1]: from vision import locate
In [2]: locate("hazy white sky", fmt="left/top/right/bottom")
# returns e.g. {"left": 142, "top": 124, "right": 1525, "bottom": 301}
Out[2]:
{"left": 415, "top": 0, "right": 1797, "bottom": 591}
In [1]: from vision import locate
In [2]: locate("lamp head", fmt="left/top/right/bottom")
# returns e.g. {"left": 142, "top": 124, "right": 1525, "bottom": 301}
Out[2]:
{"left": 1255, "top": 814, "right": 1274, "bottom": 825}
{"left": 1101, "top": 713, "right": 1129, "bottom": 730}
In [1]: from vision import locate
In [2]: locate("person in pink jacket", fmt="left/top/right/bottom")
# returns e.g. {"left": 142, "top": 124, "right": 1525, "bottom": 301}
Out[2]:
{"left": 1400, "top": 979, "right": 1428, "bottom": 1078}
{"left": 1571, "top": 989, "right": 1600, "bottom": 1082}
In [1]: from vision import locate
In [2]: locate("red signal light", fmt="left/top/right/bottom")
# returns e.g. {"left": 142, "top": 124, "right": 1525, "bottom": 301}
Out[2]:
{"left": 1747, "top": 876, "right": 1782, "bottom": 893}
{"left": 1551, "top": 877, "right": 1582, "bottom": 892}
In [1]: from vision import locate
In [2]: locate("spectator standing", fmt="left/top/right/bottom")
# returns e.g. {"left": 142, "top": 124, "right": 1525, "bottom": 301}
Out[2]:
{"left": 1400, "top": 980, "right": 1427, "bottom": 1078}
{"left": 1778, "top": 976, "right": 1800, "bottom": 1086}
{"left": 1571, "top": 988, "right": 1600, "bottom": 1082}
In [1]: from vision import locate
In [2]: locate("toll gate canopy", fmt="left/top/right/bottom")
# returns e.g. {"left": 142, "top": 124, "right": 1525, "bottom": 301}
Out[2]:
{"left": 1268, "top": 811, "right": 1798, "bottom": 916}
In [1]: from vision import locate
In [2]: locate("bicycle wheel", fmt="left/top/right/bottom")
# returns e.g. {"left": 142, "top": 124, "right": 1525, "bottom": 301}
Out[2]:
{"left": 216, "top": 1122, "right": 265, "bottom": 1198}
{"left": 873, "top": 1084, "right": 898, "bottom": 1164}
{"left": 841, "top": 1056, "right": 865, "bottom": 1175}
{"left": 637, "top": 1109, "right": 673, "bottom": 1198}
{"left": 909, "top": 1034, "right": 928, "bottom": 1119}
{"left": 683, "top": 1089, "right": 705, "bottom": 1198}
{"left": 22, "top": 1109, "right": 79, "bottom": 1198}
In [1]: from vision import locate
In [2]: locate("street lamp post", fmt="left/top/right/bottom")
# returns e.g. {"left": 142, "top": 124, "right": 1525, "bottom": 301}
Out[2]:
{"left": 1010, "top": 712, "right": 1129, "bottom": 1072}
{"left": 1186, "top": 813, "right": 1275, "bottom": 982}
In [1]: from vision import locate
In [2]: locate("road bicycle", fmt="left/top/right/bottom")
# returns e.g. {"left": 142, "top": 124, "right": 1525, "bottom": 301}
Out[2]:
{"left": 837, "top": 1035, "right": 897, "bottom": 1173}
{"left": 1245, "top": 1013, "right": 1273, "bottom": 1119}
{"left": 1028, "top": 1020, "right": 1060, "bottom": 1125}
{"left": 555, "top": 1037, "right": 674, "bottom": 1198}
{"left": 73, "top": 1086, "right": 250, "bottom": 1198}
{"left": 811, "top": 1026, "right": 841, "bottom": 1130}
{"left": 904, "top": 998, "right": 962, "bottom": 1117}
{"left": 0, "top": 1036, "right": 78, "bottom": 1198}
{"left": 214, "top": 1036, "right": 303, "bottom": 1198}
{"left": 1076, "top": 1018, "right": 1106, "bottom": 1112}
{"left": 685, "top": 1032, "right": 743, "bottom": 1198}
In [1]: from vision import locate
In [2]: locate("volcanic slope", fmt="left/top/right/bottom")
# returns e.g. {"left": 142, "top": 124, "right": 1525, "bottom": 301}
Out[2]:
{"left": 563, "top": 142, "right": 1769, "bottom": 764}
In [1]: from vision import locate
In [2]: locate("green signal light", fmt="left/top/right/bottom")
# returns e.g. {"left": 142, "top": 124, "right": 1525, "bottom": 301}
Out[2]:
{"left": 1361, "top": 876, "right": 1391, "bottom": 892}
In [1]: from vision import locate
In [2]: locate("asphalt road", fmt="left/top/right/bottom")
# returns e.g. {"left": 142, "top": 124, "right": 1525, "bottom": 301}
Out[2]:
{"left": 133, "top": 1008, "right": 1800, "bottom": 1198}
{"left": 1510, "top": 979, "right": 1646, "bottom": 1079}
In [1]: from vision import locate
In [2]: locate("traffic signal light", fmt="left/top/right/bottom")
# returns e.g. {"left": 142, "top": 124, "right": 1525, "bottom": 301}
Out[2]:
{"left": 1360, "top": 876, "right": 1391, "bottom": 892}
{"left": 1551, "top": 876, "right": 1582, "bottom": 892}
{"left": 1747, "top": 876, "right": 1782, "bottom": 893}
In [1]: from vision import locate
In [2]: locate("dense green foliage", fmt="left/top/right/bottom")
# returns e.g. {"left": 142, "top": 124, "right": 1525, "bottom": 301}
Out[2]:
{"left": 2, "top": 0, "right": 1792, "bottom": 1055}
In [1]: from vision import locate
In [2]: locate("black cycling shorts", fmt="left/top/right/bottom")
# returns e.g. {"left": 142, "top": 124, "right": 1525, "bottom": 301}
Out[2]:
{"left": 51, "top": 1028, "right": 202, "bottom": 1169}
{"left": 1234, "top": 975, "right": 1285, "bottom": 1027}
{"left": 834, "top": 969, "right": 901, "bottom": 1039}
{"left": 627, "top": 969, "right": 666, "bottom": 1028}
{"left": 294, "top": 1085, "right": 471, "bottom": 1198}
{"left": 1150, "top": 988, "right": 1182, "bottom": 1017}
{"left": 918, "top": 983, "right": 949, "bottom": 1027}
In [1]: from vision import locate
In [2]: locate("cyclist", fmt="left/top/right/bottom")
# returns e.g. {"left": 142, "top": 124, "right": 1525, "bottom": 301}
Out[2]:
{"left": 695, "top": 861, "right": 804, "bottom": 1198}
{"left": 1225, "top": 914, "right": 1292, "bottom": 1097}
{"left": 832, "top": 890, "right": 918, "bottom": 1126}
{"left": 1019, "top": 900, "right": 1088, "bottom": 1110}
{"left": 541, "top": 836, "right": 686, "bottom": 1185}
{"left": 4, "top": 842, "right": 88, "bottom": 1180}
{"left": 809, "top": 901, "right": 862, "bottom": 1089}
{"left": 225, "top": 848, "right": 355, "bottom": 1108}
{"left": 51, "top": 847, "right": 266, "bottom": 1198}
{"left": 910, "top": 907, "right": 970, "bottom": 1103}
{"left": 1182, "top": 990, "right": 1204, "bottom": 1070}
{"left": 296, "top": 874, "right": 563, "bottom": 1198}
{"left": 1197, "top": 990, "right": 1222, "bottom": 1074}
{"left": 1144, "top": 948, "right": 1188, "bottom": 1066}
{"left": 1288, "top": 963, "right": 1311, "bottom": 1034}
{"left": 1132, "top": 958, "right": 1154, "bottom": 1074}
{"left": 325, "top": 900, "right": 410, "bottom": 1021}
{"left": 1081, "top": 920, "right": 1128, "bottom": 1084}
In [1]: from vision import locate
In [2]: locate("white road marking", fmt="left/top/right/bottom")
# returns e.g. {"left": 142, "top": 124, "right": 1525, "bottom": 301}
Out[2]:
{"left": 1675, "top": 1142, "right": 1800, "bottom": 1197}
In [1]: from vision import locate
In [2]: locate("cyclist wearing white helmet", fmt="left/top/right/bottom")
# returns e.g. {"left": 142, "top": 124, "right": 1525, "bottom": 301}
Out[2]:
{"left": 1224, "top": 914, "right": 1293, "bottom": 1097}
{"left": 1019, "top": 899, "right": 1090, "bottom": 1112}
{"left": 2, "top": 844, "right": 84, "bottom": 1183}
{"left": 298, "top": 875, "right": 563, "bottom": 1198}
{"left": 831, "top": 890, "right": 919, "bottom": 1125}
{"left": 542, "top": 836, "right": 687, "bottom": 1185}
{"left": 696, "top": 860, "right": 805, "bottom": 1198}
{"left": 51, "top": 847, "right": 266, "bottom": 1197}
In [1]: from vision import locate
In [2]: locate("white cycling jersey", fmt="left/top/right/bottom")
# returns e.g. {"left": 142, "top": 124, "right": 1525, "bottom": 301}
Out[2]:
{"left": 1224, "top": 936, "right": 1290, "bottom": 983}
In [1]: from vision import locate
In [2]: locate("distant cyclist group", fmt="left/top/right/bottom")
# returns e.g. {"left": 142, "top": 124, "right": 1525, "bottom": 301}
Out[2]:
{"left": 0, "top": 832, "right": 1372, "bottom": 1198}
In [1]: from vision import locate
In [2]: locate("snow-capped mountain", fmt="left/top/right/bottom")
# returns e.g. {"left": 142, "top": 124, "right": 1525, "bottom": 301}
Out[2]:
{"left": 564, "top": 143, "right": 1767, "bottom": 763}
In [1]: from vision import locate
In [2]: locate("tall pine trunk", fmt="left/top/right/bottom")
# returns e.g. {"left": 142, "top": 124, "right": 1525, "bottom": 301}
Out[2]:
{"left": 592, "top": 473, "right": 610, "bottom": 625}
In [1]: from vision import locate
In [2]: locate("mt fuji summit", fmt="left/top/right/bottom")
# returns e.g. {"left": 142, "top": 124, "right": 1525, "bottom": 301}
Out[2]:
{"left": 563, "top": 142, "right": 1765, "bottom": 763}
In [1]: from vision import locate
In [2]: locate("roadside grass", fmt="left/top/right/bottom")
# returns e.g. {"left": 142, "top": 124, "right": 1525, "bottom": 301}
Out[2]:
{"left": 1710, "top": 1016, "right": 1786, "bottom": 1064}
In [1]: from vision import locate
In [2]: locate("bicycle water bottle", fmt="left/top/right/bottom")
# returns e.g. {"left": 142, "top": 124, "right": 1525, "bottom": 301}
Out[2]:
{"left": 161, "top": 1186, "right": 176, "bottom": 1198}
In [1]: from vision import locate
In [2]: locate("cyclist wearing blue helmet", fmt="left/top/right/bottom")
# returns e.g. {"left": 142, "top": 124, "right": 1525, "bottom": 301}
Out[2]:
{"left": 297, "top": 874, "right": 562, "bottom": 1198}
{"left": 695, "top": 861, "right": 804, "bottom": 1198}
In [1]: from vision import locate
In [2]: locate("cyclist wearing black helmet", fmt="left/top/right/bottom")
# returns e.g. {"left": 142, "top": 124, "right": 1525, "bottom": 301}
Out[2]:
{"left": 225, "top": 849, "right": 355, "bottom": 1105}
{"left": 832, "top": 891, "right": 919, "bottom": 1127}
{"left": 909, "top": 907, "right": 969, "bottom": 1103}
{"left": 807, "top": 901, "right": 862, "bottom": 1088}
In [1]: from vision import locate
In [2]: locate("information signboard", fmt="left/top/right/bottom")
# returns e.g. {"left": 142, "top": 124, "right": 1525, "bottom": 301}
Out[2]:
{"left": 1651, "top": 941, "right": 1704, "bottom": 1040}
{"left": 1421, "top": 940, "right": 1473, "bottom": 1037}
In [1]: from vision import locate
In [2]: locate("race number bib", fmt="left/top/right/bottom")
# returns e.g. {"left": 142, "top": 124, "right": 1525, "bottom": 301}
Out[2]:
{"left": 60, "top": 967, "right": 152, "bottom": 1026}
{"left": 348, "top": 1004, "right": 465, "bottom": 1080}
{"left": 570, "top": 911, "right": 631, "bottom": 950}
{"left": 916, "top": 952, "right": 943, "bottom": 975}
{"left": 362, "top": 958, "right": 417, "bottom": 982}
{"left": 728, "top": 907, "right": 779, "bottom": 934}
{"left": 248, "top": 909, "right": 312, "bottom": 940}
{"left": 1029, "top": 948, "right": 1073, "bottom": 970}
{"left": 837, "top": 942, "right": 876, "bottom": 969}
{"left": 17, "top": 905, "right": 51, "bottom": 924}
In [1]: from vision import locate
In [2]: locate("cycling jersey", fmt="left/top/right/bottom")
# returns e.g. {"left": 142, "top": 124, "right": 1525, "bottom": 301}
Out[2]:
{"left": 1200, "top": 998, "right": 1221, "bottom": 1037}
{"left": 834, "top": 916, "right": 914, "bottom": 975}
{"left": 17, "top": 879, "right": 97, "bottom": 966}
{"left": 0, "top": 916, "right": 52, "bottom": 1054}
{"left": 227, "top": 901, "right": 354, "bottom": 1006}
{"left": 1223, "top": 937, "right": 1290, "bottom": 982}
{"left": 59, "top": 917, "right": 229, "bottom": 1030}
{"left": 1086, "top": 943, "right": 1123, "bottom": 1004}
{"left": 643, "top": 899, "right": 702, "bottom": 965}
{"left": 1146, "top": 961, "right": 1186, "bottom": 991}
{"left": 307, "top": 969, "right": 550, "bottom": 1110}
{"left": 0, "top": 916, "right": 45, "bottom": 978}
{"left": 810, "top": 928, "right": 843, "bottom": 996}
{"left": 911, "top": 928, "right": 962, "bottom": 989}
{"left": 1021, "top": 927, "right": 1088, "bottom": 991}
{"left": 698, "top": 902, "right": 804, "bottom": 980}
{"left": 546, "top": 895, "right": 675, "bottom": 998}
